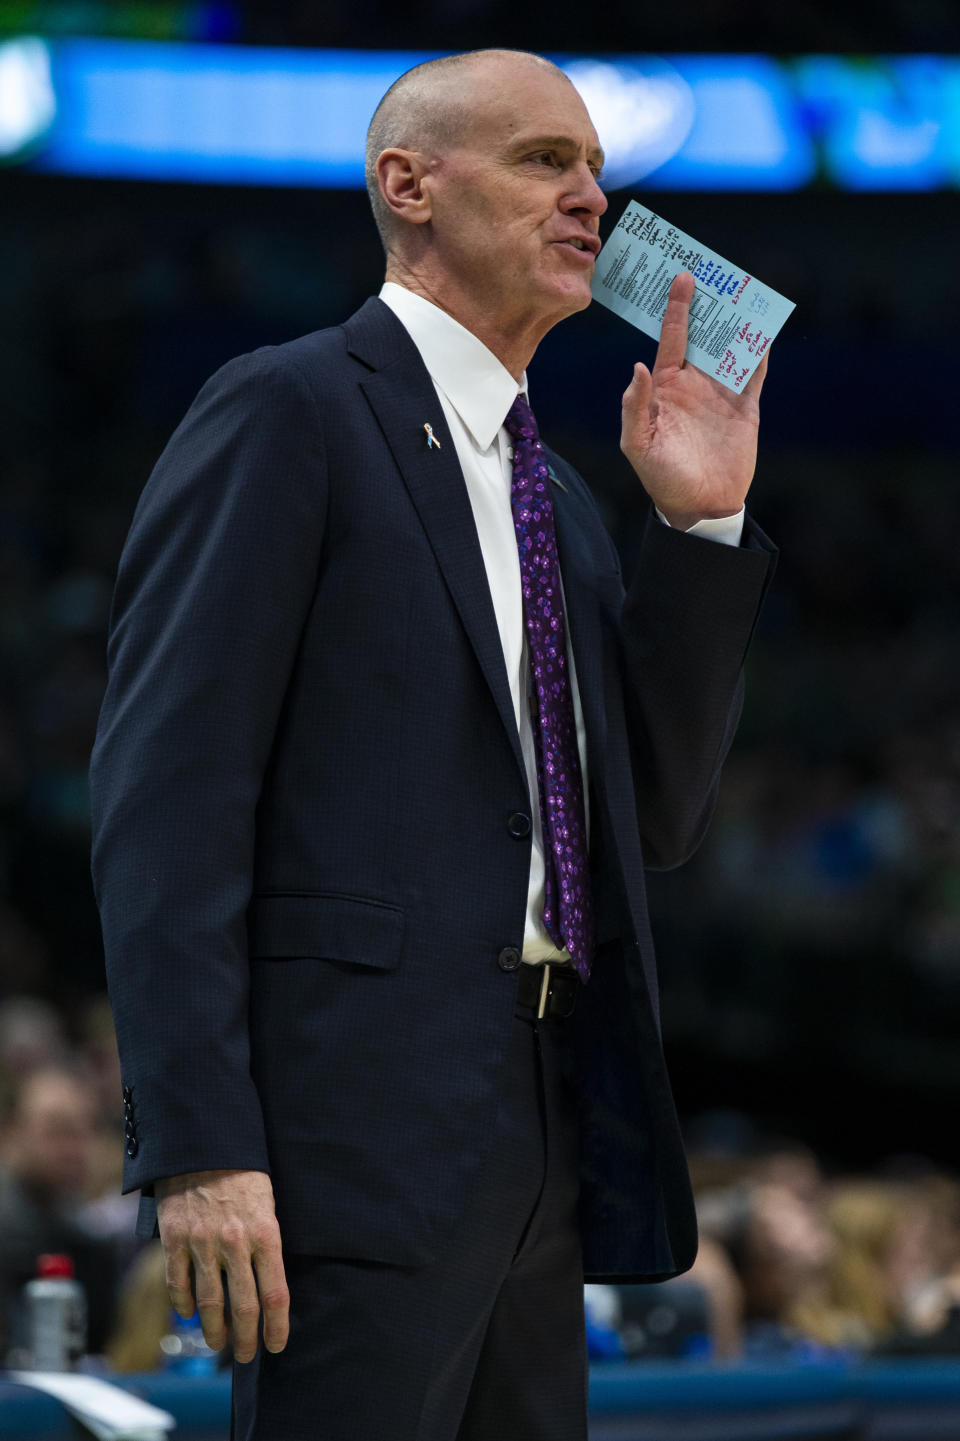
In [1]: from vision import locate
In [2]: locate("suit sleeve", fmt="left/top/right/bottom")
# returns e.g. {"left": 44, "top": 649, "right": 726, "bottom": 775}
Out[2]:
{"left": 90, "top": 346, "right": 327, "bottom": 1193}
{"left": 618, "top": 507, "right": 776, "bottom": 870}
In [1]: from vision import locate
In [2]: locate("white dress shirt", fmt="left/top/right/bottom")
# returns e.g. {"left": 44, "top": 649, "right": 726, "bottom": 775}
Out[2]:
{"left": 379, "top": 281, "right": 743, "bottom": 963}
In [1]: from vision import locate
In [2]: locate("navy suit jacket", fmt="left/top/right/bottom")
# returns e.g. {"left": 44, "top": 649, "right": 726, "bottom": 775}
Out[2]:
{"left": 90, "top": 297, "right": 775, "bottom": 1282}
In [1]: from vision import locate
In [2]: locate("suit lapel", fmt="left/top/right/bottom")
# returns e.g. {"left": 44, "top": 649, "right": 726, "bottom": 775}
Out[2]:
{"left": 345, "top": 301, "right": 526, "bottom": 785}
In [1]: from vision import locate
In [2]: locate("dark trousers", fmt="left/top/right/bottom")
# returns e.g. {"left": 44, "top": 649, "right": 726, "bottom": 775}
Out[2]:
{"left": 232, "top": 1005, "right": 588, "bottom": 1441}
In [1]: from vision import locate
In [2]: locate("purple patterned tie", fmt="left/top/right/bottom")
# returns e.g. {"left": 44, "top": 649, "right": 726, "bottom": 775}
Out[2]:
{"left": 505, "top": 394, "right": 594, "bottom": 982}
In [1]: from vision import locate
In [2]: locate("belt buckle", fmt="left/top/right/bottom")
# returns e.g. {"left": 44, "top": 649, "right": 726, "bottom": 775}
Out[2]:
{"left": 535, "top": 962, "right": 578, "bottom": 1020}
{"left": 537, "top": 965, "right": 551, "bottom": 1020}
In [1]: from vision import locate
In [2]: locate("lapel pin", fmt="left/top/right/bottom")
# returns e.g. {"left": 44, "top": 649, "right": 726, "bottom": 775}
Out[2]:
{"left": 423, "top": 422, "right": 441, "bottom": 450}
{"left": 547, "top": 465, "right": 568, "bottom": 493}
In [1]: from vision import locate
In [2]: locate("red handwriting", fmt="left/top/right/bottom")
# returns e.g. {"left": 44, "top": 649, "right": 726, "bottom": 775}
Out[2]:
{"left": 731, "top": 274, "right": 751, "bottom": 306}
{"left": 735, "top": 322, "right": 767, "bottom": 354}
{"left": 716, "top": 347, "right": 753, "bottom": 388}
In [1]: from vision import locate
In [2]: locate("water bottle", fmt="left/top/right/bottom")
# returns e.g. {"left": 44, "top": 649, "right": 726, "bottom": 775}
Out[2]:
{"left": 24, "top": 1253, "right": 87, "bottom": 1371}
{"left": 159, "top": 1308, "right": 218, "bottom": 1375}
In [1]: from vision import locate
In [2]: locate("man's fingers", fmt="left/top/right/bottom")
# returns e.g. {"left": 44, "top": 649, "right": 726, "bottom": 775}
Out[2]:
{"left": 621, "top": 362, "right": 655, "bottom": 470}
{"left": 654, "top": 271, "right": 694, "bottom": 372}
{"left": 193, "top": 1254, "right": 229, "bottom": 1352}
{"left": 253, "top": 1230, "right": 291, "bottom": 1356}
{"left": 222, "top": 1253, "right": 263, "bottom": 1365}
{"left": 163, "top": 1241, "right": 197, "bottom": 1320}
{"left": 622, "top": 362, "right": 652, "bottom": 420}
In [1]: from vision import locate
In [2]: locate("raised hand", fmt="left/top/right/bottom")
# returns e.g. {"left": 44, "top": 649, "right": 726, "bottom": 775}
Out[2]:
{"left": 620, "top": 271, "right": 769, "bottom": 532}
{"left": 156, "top": 1168, "right": 289, "bottom": 1365}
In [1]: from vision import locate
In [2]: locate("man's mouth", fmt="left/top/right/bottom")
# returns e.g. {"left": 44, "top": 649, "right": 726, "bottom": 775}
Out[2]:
{"left": 555, "top": 236, "right": 601, "bottom": 257}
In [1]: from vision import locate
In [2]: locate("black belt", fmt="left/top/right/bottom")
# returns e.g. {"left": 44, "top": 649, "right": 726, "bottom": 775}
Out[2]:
{"left": 516, "top": 961, "right": 580, "bottom": 1019}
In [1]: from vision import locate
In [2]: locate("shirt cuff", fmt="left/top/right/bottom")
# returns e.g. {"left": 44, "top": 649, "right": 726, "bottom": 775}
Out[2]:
{"left": 655, "top": 506, "right": 745, "bottom": 548}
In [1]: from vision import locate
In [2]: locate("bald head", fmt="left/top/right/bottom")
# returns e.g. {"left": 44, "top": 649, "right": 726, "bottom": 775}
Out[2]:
{"left": 365, "top": 49, "right": 570, "bottom": 251}
{"left": 367, "top": 49, "right": 605, "bottom": 374}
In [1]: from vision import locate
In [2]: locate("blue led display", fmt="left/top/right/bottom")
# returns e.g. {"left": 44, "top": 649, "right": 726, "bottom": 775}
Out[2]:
{"left": 0, "top": 37, "right": 956, "bottom": 190}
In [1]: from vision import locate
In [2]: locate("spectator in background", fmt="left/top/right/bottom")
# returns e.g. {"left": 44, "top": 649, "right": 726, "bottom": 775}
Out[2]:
{"left": 697, "top": 1169, "right": 837, "bottom": 1360}
{"left": 732, "top": 1181, "right": 834, "bottom": 1355}
{"left": 0, "top": 1065, "right": 117, "bottom": 1360}
{"left": 792, "top": 1181, "right": 906, "bottom": 1350}
{"left": 106, "top": 1241, "right": 179, "bottom": 1373}
{"left": 694, "top": 1139, "right": 960, "bottom": 1362}
{"left": 880, "top": 1173, "right": 960, "bottom": 1355}
{"left": 0, "top": 994, "right": 65, "bottom": 1073}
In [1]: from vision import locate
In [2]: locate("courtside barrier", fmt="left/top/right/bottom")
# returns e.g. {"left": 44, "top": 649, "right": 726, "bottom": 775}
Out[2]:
{"left": 4, "top": 1360, "right": 960, "bottom": 1439}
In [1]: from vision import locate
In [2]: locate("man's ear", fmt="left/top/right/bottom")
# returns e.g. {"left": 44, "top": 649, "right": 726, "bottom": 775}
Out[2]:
{"left": 376, "top": 149, "right": 434, "bottom": 228}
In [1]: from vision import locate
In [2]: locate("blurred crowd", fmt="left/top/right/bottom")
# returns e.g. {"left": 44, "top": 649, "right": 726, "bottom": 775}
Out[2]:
{"left": 0, "top": 993, "right": 221, "bottom": 1371}
{"left": 588, "top": 1118, "right": 960, "bottom": 1364}
{"left": 3, "top": 996, "right": 960, "bottom": 1373}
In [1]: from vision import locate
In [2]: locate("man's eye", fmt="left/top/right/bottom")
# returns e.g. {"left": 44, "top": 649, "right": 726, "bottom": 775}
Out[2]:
{"left": 533, "top": 152, "right": 557, "bottom": 167}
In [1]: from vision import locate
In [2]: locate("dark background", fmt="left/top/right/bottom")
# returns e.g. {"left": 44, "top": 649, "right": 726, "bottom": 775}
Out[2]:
{"left": 1, "top": 4, "right": 958, "bottom": 1174}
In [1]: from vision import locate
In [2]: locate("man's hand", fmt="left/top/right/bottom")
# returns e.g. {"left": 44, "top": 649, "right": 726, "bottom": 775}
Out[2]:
{"left": 155, "top": 1168, "right": 289, "bottom": 1364}
{"left": 621, "top": 270, "right": 769, "bottom": 531}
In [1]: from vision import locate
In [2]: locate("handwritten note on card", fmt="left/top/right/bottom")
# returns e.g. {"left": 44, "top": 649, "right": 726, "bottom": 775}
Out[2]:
{"left": 591, "top": 201, "right": 795, "bottom": 393}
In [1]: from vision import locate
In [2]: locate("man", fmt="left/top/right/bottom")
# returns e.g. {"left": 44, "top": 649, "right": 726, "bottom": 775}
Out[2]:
{"left": 90, "top": 48, "right": 776, "bottom": 1439}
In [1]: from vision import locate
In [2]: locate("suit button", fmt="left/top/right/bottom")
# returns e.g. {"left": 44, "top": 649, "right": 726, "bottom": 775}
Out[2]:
{"left": 126, "top": 1138, "right": 139, "bottom": 1158}
{"left": 122, "top": 1085, "right": 132, "bottom": 1102}
{"left": 498, "top": 947, "right": 522, "bottom": 972}
{"left": 507, "top": 812, "right": 531, "bottom": 839}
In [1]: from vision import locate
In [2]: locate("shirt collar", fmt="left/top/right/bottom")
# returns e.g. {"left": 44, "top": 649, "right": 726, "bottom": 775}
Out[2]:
{"left": 379, "top": 282, "right": 526, "bottom": 451}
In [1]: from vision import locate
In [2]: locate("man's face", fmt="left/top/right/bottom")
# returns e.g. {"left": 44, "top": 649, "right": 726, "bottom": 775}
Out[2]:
{"left": 5, "top": 1073, "right": 98, "bottom": 1198}
{"left": 425, "top": 60, "right": 607, "bottom": 336}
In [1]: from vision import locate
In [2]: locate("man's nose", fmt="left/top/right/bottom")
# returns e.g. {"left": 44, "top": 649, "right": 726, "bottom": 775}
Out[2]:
{"left": 562, "top": 164, "right": 608, "bottom": 218}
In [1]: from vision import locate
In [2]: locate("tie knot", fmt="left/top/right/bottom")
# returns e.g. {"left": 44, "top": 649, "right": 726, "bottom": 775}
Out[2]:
{"left": 504, "top": 393, "right": 538, "bottom": 444}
